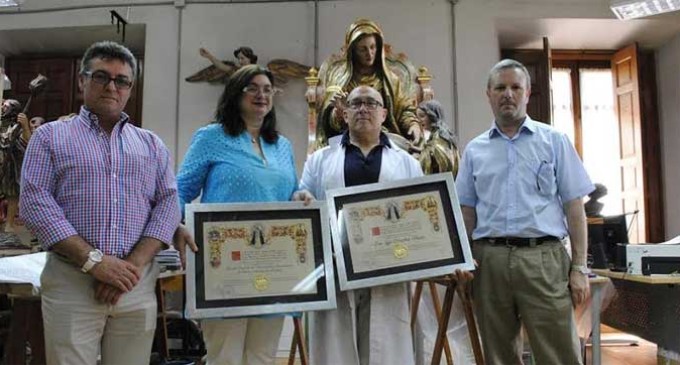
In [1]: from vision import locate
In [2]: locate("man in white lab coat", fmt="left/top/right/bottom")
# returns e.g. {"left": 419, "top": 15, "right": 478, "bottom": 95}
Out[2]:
{"left": 297, "top": 85, "right": 423, "bottom": 365}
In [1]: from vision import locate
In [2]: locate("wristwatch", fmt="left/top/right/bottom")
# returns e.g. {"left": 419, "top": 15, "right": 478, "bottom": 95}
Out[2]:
{"left": 571, "top": 264, "right": 591, "bottom": 275}
{"left": 81, "top": 249, "right": 104, "bottom": 273}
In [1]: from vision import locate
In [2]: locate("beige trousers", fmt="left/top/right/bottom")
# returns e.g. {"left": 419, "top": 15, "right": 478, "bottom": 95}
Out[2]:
{"left": 472, "top": 240, "right": 582, "bottom": 365}
{"left": 202, "top": 316, "right": 284, "bottom": 365}
{"left": 41, "top": 253, "right": 158, "bottom": 365}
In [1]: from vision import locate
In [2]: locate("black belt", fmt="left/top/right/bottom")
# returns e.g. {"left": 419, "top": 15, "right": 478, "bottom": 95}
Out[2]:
{"left": 481, "top": 236, "right": 560, "bottom": 247}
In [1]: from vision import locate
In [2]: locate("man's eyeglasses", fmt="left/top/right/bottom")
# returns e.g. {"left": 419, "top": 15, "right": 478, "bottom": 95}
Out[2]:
{"left": 83, "top": 70, "right": 133, "bottom": 90}
{"left": 242, "top": 85, "right": 276, "bottom": 97}
{"left": 347, "top": 99, "right": 383, "bottom": 110}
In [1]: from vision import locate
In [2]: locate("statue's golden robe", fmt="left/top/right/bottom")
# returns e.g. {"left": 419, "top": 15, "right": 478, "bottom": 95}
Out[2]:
{"left": 315, "top": 19, "right": 418, "bottom": 148}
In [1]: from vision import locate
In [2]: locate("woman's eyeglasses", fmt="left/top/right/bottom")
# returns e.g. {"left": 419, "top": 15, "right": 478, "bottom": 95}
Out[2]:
{"left": 242, "top": 85, "right": 276, "bottom": 97}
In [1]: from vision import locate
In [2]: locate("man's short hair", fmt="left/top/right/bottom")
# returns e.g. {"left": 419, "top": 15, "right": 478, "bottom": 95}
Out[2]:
{"left": 80, "top": 41, "right": 137, "bottom": 79}
{"left": 487, "top": 59, "right": 531, "bottom": 89}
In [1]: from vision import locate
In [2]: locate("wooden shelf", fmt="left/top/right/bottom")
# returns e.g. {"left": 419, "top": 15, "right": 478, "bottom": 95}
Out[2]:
{"left": 592, "top": 269, "right": 680, "bottom": 285}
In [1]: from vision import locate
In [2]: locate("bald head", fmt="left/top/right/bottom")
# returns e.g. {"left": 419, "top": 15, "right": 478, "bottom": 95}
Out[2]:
{"left": 343, "top": 85, "right": 387, "bottom": 141}
{"left": 347, "top": 85, "right": 384, "bottom": 105}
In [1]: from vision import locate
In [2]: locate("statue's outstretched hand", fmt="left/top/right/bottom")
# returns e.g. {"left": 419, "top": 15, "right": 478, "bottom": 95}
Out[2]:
{"left": 329, "top": 89, "right": 347, "bottom": 109}
{"left": 199, "top": 47, "right": 213, "bottom": 60}
{"left": 328, "top": 89, "right": 347, "bottom": 122}
{"left": 408, "top": 122, "right": 423, "bottom": 144}
{"left": 17, "top": 113, "right": 29, "bottom": 130}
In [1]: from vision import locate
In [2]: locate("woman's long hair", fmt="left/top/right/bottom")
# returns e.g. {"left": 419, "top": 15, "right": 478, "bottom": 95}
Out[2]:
{"left": 214, "top": 65, "right": 278, "bottom": 143}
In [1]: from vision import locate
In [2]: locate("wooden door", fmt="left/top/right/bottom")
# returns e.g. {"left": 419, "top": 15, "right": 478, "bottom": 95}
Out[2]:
{"left": 501, "top": 36, "right": 553, "bottom": 124}
{"left": 6, "top": 58, "right": 75, "bottom": 121}
{"left": 638, "top": 52, "right": 664, "bottom": 243}
{"left": 611, "top": 44, "right": 645, "bottom": 243}
{"left": 543, "top": 37, "right": 554, "bottom": 124}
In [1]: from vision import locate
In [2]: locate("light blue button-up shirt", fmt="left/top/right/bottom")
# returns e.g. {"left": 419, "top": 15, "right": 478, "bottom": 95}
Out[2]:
{"left": 176, "top": 123, "right": 298, "bottom": 217}
{"left": 456, "top": 116, "right": 594, "bottom": 240}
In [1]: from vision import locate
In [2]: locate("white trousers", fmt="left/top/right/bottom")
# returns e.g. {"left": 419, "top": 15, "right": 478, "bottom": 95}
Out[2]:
{"left": 202, "top": 317, "right": 285, "bottom": 365}
{"left": 41, "top": 253, "right": 158, "bottom": 365}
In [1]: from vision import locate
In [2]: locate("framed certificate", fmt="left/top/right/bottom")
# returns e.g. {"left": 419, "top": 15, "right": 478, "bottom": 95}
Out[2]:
{"left": 327, "top": 173, "right": 474, "bottom": 290}
{"left": 185, "top": 201, "right": 336, "bottom": 319}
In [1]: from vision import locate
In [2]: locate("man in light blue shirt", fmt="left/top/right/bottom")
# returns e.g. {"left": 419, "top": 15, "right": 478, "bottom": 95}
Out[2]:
{"left": 456, "top": 59, "right": 594, "bottom": 364}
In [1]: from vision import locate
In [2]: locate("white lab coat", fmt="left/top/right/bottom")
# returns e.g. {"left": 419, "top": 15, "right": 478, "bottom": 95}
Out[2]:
{"left": 300, "top": 136, "right": 423, "bottom": 365}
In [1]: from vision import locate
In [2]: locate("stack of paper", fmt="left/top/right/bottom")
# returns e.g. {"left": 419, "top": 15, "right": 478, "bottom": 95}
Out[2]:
{"left": 155, "top": 248, "right": 181, "bottom": 271}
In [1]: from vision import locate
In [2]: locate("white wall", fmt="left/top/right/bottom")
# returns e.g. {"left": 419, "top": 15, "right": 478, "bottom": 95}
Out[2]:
{"left": 178, "top": 2, "right": 315, "bottom": 174}
{"left": 656, "top": 33, "right": 680, "bottom": 239}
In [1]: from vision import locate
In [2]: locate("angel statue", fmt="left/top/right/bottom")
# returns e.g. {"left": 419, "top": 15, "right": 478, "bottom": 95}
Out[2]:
{"left": 305, "top": 18, "right": 425, "bottom": 150}
{"left": 1, "top": 99, "right": 31, "bottom": 233}
{"left": 185, "top": 46, "right": 310, "bottom": 87}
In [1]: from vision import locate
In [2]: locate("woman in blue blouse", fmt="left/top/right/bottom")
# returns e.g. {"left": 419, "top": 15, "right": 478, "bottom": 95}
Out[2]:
{"left": 177, "top": 65, "right": 297, "bottom": 365}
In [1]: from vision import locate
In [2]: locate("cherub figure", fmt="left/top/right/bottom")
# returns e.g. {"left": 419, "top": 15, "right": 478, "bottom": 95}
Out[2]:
{"left": 185, "top": 46, "right": 309, "bottom": 86}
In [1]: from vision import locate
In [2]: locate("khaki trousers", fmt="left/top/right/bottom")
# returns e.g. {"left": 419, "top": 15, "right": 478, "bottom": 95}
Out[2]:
{"left": 472, "top": 240, "right": 582, "bottom": 365}
{"left": 202, "top": 316, "right": 284, "bottom": 365}
{"left": 41, "top": 253, "right": 158, "bottom": 365}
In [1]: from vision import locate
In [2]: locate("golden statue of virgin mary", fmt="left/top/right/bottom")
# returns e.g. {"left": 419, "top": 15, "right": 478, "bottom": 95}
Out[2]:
{"left": 313, "top": 19, "right": 421, "bottom": 148}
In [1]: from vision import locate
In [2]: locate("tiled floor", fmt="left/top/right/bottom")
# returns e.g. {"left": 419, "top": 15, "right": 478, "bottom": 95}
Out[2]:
{"left": 276, "top": 326, "right": 658, "bottom": 365}
{"left": 585, "top": 326, "right": 657, "bottom": 365}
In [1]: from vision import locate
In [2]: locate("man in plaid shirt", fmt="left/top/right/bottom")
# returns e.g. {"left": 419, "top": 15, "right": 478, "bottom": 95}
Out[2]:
{"left": 20, "top": 41, "right": 180, "bottom": 365}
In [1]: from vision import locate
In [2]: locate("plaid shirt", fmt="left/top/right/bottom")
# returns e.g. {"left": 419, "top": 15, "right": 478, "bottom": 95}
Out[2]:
{"left": 20, "top": 107, "right": 180, "bottom": 258}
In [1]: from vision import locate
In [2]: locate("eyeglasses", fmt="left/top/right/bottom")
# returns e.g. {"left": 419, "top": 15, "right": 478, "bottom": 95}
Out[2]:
{"left": 83, "top": 70, "right": 133, "bottom": 90}
{"left": 242, "top": 85, "right": 276, "bottom": 97}
{"left": 347, "top": 98, "right": 383, "bottom": 110}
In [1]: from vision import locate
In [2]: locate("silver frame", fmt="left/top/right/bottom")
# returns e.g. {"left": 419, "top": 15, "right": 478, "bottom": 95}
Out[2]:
{"left": 327, "top": 173, "right": 474, "bottom": 290}
{"left": 185, "top": 201, "right": 336, "bottom": 319}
